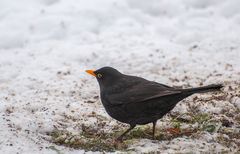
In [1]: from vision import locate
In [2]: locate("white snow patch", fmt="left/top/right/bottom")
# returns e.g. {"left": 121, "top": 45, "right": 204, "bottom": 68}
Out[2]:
{"left": 0, "top": 0, "right": 240, "bottom": 153}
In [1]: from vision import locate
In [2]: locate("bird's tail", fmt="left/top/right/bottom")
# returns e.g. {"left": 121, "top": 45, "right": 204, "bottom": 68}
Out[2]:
{"left": 181, "top": 84, "right": 223, "bottom": 94}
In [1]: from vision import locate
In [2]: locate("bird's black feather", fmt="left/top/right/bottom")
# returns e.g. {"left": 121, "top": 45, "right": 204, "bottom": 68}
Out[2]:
{"left": 89, "top": 66, "right": 223, "bottom": 140}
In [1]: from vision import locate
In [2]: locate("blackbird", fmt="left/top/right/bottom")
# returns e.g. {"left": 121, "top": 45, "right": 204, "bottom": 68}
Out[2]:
{"left": 86, "top": 67, "right": 223, "bottom": 141}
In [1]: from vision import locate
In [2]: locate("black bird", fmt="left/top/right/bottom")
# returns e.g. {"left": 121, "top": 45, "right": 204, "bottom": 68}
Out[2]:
{"left": 86, "top": 67, "right": 223, "bottom": 141}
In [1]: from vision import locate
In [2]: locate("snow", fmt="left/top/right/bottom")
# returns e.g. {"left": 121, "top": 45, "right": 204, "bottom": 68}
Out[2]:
{"left": 0, "top": 0, "right": 240, "bottom": 153}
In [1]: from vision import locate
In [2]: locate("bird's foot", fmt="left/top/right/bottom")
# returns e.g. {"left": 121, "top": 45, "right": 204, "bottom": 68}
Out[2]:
{"left": 152, "top": 135, "right": 155, "bottom": 140}
{"left": 115, "top": 136, "right": 123, "bottom": 143}
{"left": 113, "top": 137, "right": 123, "bottom": 148}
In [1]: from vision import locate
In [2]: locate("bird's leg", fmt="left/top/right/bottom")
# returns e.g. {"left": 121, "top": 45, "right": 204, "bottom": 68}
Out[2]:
{"left": 116, "top": 124, "right": 136, "bottom": 141}
{"left": 152, "top": 121, "right": 157, "bottom": 140}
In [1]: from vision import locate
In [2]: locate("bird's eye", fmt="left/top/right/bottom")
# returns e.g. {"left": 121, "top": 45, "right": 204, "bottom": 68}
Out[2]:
{"left": 97, "top": 74, "right": 102, "bottom": 78}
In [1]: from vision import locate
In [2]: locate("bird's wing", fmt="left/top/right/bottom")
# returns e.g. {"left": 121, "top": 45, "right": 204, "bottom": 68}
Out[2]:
{"left": 104, "top": 77, "right": 182, "bottom": 105}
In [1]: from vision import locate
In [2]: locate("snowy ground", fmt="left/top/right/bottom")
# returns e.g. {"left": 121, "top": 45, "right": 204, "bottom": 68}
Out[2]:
{"left": 0, "top": 0, "right": 240, "bottom": 153}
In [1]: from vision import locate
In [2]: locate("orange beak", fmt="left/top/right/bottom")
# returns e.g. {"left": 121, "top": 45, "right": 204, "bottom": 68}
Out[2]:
{"left": 85, "top": 70, "right": 96, "bottom": 77}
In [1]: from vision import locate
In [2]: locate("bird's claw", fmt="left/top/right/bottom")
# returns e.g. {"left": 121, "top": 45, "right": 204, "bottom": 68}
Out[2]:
{"left": 115, "top": 136, "right": 123, "bottom": 142}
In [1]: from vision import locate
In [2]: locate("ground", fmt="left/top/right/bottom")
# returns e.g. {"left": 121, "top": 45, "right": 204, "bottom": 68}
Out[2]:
{"left": 0, "top": 0, "right": 240, "bottom": 153}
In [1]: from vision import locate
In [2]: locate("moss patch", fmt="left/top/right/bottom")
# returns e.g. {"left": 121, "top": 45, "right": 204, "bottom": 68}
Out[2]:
{"left": 45, "top": 112, "right": 240, "bottom": 152}
{"left": 47, "top": 128, "right": 129, "bottom": 152}
{"left": 46, "top": 124, "right": 200, "bottom": 152}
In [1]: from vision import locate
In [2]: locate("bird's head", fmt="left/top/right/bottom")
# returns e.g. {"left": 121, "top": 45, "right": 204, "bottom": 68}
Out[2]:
{"left": 86, "top": 67, "right": 122, "bottom": 89}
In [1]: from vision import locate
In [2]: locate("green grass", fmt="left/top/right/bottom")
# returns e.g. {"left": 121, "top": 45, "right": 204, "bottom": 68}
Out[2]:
{"left": 46, "top": 124, "right": 198, "bottom": 152}
{"left": 47, "top": 125, "right": 136, "bottom": 152}
{"left": 45, "top": 113, "right": 239, "bottom": 152}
